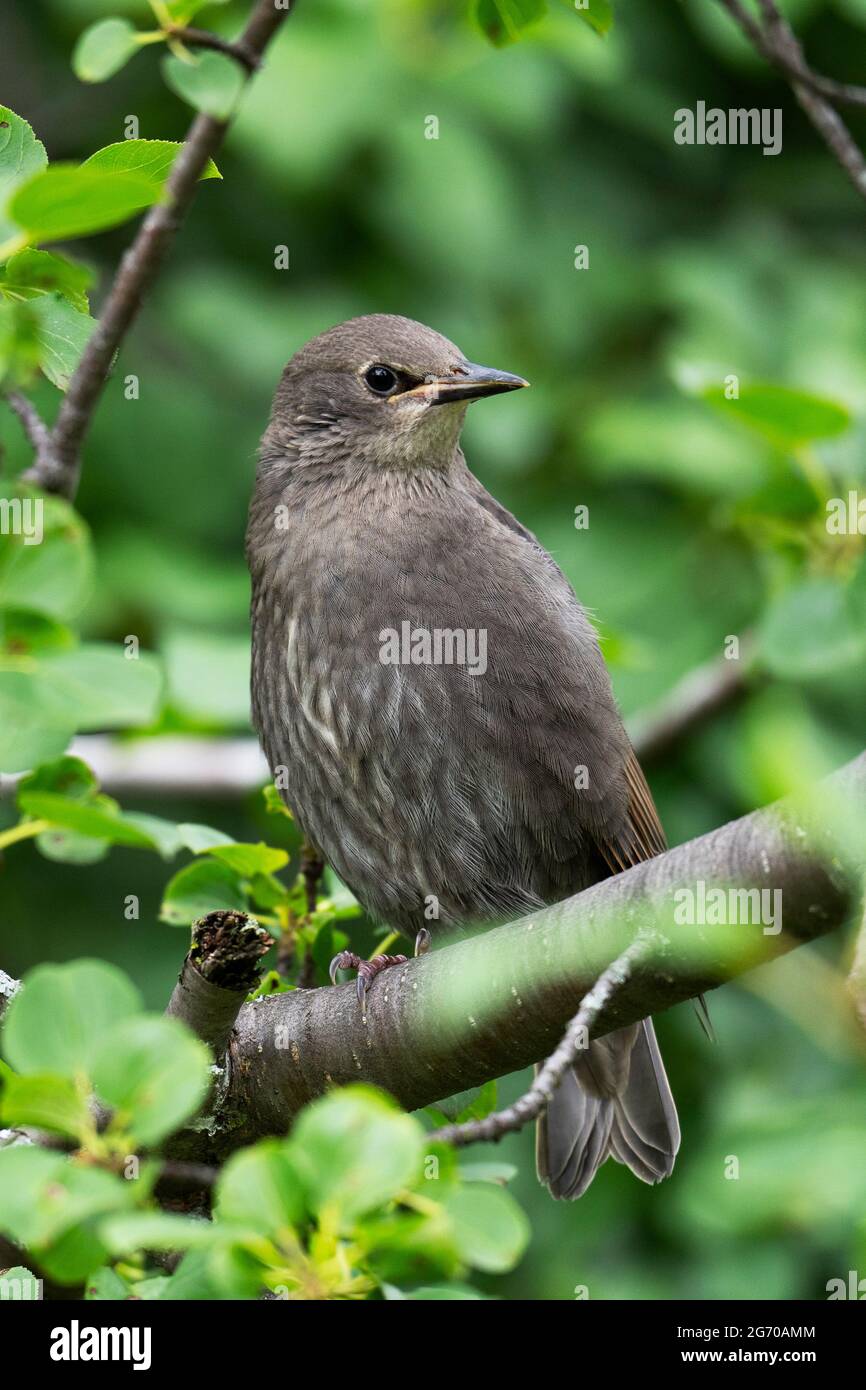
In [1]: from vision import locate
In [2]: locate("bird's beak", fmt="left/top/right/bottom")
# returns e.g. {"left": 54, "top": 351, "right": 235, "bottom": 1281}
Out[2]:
{"left": 396, "top": 361, "right": 529, "bottom": 406}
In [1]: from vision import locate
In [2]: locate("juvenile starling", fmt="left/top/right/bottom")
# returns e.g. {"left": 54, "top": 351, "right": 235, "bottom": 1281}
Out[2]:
{"left": 246, "top": 314, "right": 679, "bottom": 1199}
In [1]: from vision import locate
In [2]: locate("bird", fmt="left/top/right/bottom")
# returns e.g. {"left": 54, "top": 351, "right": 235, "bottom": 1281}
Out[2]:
{"left": 246, "top": 313, "right": 680, "bottom": 1199}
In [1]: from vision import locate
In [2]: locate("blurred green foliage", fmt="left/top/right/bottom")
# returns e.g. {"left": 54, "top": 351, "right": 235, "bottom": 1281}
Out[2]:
{"left": 1, "top": 0, "right": 866, "bottom": 1300}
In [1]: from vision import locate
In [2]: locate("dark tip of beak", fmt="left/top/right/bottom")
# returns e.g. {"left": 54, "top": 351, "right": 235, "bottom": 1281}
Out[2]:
{"left": 427, "top": 361, "right": 529, "bottom": 405}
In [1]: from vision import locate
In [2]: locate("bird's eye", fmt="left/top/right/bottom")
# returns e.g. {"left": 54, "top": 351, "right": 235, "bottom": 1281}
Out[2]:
{"left": 364, "top": 364, "right": 399, "bottom": 396}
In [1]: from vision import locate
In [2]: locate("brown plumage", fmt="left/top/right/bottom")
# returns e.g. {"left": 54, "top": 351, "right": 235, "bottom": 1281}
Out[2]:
{"left": 246, "top": 314, "right": 680, "bottom": 1198}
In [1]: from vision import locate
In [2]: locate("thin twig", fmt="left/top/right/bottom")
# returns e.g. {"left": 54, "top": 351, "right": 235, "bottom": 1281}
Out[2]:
{"left": 167, "top": 26, "right": 261, "bottom": 73}
{"left": 429, "top": 937, "right": 652, "bottom": 1148}
{"left": 721, "top": 0, "right": 866, "bottom": 107}
{"left": 5, "top": 391, "right": 52, "bottom": 459}
{"left": 23, "top": 0, "right": 294, "bottom": 499}
{"left": 628, "top": 637, "right": 755, "bottom": 764}
{"left": 717, "top": 0, "right": 866, "bottom": 202}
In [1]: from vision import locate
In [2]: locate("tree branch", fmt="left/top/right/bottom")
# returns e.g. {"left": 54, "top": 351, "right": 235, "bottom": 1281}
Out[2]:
{"left": 627, "top": 639, "right": 755, "bottom": 764}
{"left": 721, "top": 0, "right": 866, "bottom": 106}
{"left": 5, "top": 758, "right": 864, "bottom": 1159}
{"left": 166, "top": 26, "right": 262, "bottom": 73}
{"left": 166, "top": 909, "right": 272, "bottom": 1061}
{"left": 717, "top": 0, "right": 866, "bottom": 202}
{"left": 5, "top": 392, "right": 51, "bottom": 457}
{"left": 429, "top": 937, "right": 652, "bottom": 1147}
{"left": 173, "top": 753, "right": 866, "bottom": 1157}
{"left": 22, "top": 0, "right": 295, "bottom": 499}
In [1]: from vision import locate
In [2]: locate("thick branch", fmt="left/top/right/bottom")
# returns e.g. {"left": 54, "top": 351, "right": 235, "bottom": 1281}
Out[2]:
{"left": 24, "top": 0, "right": 294, "bottom": 499}
{"left": 430, "top": 938, "right": 650, "bottom": 1147}
{"left": 188, "top": 754, "right": 866, "bottom": 1154}
{"left": 166, "top": 909, "right": 272, "bottom": 1060}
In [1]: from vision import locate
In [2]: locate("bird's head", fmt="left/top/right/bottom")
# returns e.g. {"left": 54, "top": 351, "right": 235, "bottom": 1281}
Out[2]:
{"left": 263, "top": 314, "right": 528, "bottom": 472}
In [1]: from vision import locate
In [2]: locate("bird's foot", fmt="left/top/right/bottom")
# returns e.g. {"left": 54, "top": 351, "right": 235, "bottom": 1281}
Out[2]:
{"left": 329, "top": 929, "right": 431, "bottom": 1009}
{"left": 328, "top": 950, "right": 409, "bottom": 1007}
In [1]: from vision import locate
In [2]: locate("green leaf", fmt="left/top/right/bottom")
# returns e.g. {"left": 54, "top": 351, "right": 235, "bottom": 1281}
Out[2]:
{"left": 0, "top": 106, "right": 47, "bottom": 246}
{"left": 455, "top": 1080, "right": 498, "bottom": 1123}
{"left": 443, "top": 1184, "right": 529, "bottom": 1273}
{"left": 121, "top": 811, "right": 185, "bottom": 858}
{"left": 847, "top": 551, "right": 866, "bottom": 629}
{"left": 0, "top": 673, "right": 75, "bottom": 773}
{"left": 176, "top": 821, "right": 234, "bottom": 853}
{"left": 155, "top": 1247, "right": 226, "bottom": 1300}
{"left": 215, "top": 1140, "right": 305, "bottom": 1233}
{"left": 289, "top": 1086, "right": 424, "bottom": 1224}
{"left": 458, "top": 1160, "right": 518, "bottom": 1184}
{"left": 0, "top": 610, "right": 76, "bottom": 657}
{"left": 17, "top": 791, "right": 160, "bottom": 849}
{"left": 18, "top": 758, "right": 113, "bottom": 863}
{"left": 85, "top": 1266, "right": 131, "bottom": 1300}
{"left": 33, "top": 644, "right": 163, "bottom": 729}
{"left": 164, "top": 0, "right": 234, "bottom": 20}
{"left": 0, "top": 249, "right": 94, "bottom": 313}
{"left": 0, "top": 1146, "right": 134, "bottom": 1284}
{"left": 473, "top": 0, "right": 547, "bottom": 47}
{"left": 0, "top": 489, "right": 93, "bottom": 621}
{"left": 2, "top": 959, "right": 142, "bottom": 1077}
{"left": 17, "top": 755, "right": 97, "bottom": 800}
{"left": 73, "top": 19, "right": 143, "bottom": 84}
{"left": 759, "top": 579, "right": 866, "bottom": 679}
{"left": 0, "top": 298, "right": 40, "bottom": 385}
{"left": 92, "top": 1015, "right": 211, "bottom": 1145}
{"left": 263, "top": 783, "right": 293, "bottom": 818}
{"left": 385, "top": 1282, "right": 488, "bottom": 1299}
{"left": 29, "top": 293, "right": 95, "bottom": 390}
{"left": 0, "top": 1072, "right": 90, "bottom": 1139}
{"left": 207, "top": 842, "right": 289, "bottom": 877}
{"left": 572, "top": 0, "right": 613, "bottom": 38}
{"left": 161, "top": 626, "right": 251, "bottom": 725}
{"left": 429, "top": 1080, "right": 497, "bottom": 1123}
{"left": 160, "top": 857, "right": 247, "bottom": 925}
{"left": 100, "top": 1211, "right": 216, "bottom": 1254}
{"left": 702, "top": 382, "right": 852, "bottom": 448}
{"left": 9, "top": 165, "right": 163, "bottom": 245}
{"left": 83, "top": 140, "right": 220, "bottom": 183}
{"left": 162, "top": 51, "right": 246, "bottom": 120}
{"left": 35, "top": 824, "right": 111, "bottom": 865}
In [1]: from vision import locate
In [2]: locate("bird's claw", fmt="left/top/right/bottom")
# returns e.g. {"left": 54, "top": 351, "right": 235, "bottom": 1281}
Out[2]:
{"left": 328, "top": 950, "right": 409, "bottom": 1007}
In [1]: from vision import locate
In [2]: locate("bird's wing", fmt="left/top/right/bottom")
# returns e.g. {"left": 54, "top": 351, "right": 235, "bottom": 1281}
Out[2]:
{"left": 594, "top": 748, "right": 667, "bottom": 873}
{"left": 460, "top": 461, "right": 667, "bottom": 875}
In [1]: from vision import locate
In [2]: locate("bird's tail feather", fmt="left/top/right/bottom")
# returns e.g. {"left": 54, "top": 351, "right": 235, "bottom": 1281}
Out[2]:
{"left": 536, "top": 1020, "right": 680, "bottom": 1200}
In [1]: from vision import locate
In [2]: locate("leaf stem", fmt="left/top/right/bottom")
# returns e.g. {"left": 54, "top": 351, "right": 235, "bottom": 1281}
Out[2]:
{"left": 0, "top": 819, "right": 51, "bottom": 852}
